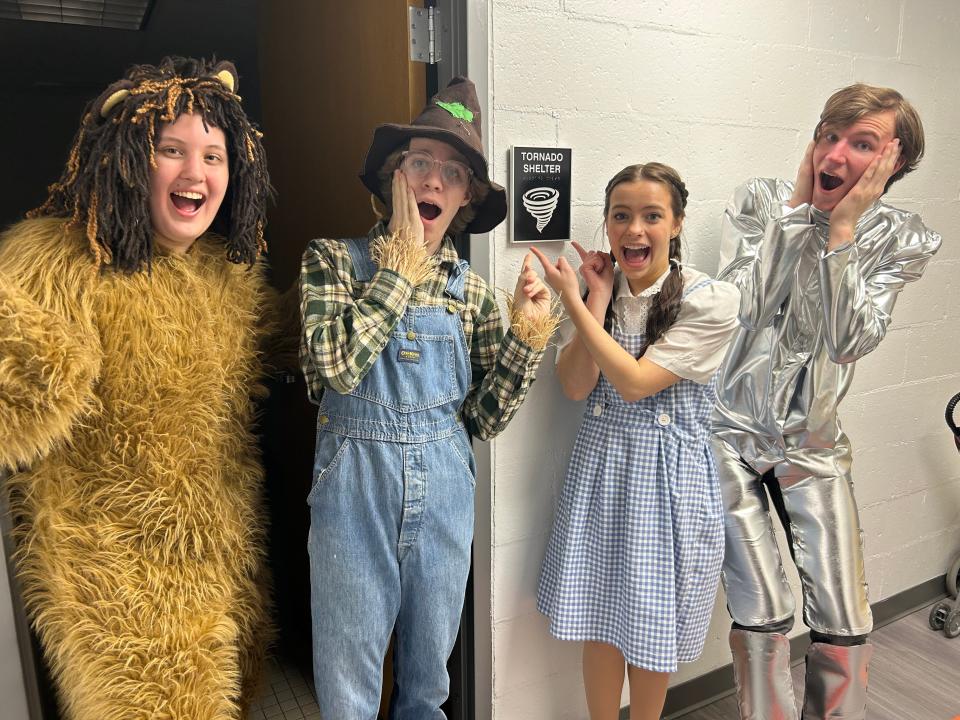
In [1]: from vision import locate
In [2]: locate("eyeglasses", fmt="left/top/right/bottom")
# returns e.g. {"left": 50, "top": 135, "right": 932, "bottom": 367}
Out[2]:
{"left": 399, "top": 151, "right": 473, "bottom": 188}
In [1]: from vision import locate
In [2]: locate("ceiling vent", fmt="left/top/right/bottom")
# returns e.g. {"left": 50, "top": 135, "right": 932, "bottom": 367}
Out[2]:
{"left": 0, "top": 0, "right": 153, "bottom": 30}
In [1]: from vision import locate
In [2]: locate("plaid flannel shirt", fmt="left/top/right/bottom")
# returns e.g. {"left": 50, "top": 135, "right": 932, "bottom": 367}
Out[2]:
{"left": 299, "top": 225, "right": 544, "bottom": 441}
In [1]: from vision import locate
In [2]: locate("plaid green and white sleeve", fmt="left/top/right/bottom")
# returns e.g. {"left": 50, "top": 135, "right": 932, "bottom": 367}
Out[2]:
{"left": 299, "top": 238, "right": 414, "bottom": 396}
{"left": 462, "top": 282, "right": 546, "bottom": 441}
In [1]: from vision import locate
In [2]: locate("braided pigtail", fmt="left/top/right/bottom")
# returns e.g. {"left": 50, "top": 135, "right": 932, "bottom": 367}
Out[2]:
{"left": 638, "top": 165, "right": 687, "bottom": 355}
{"left": 638, "top": 237, "right": 683, "bottom": 356}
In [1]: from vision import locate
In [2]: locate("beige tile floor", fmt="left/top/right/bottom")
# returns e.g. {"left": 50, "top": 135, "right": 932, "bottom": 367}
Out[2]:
{"left": 248, "top": 657, "right": 320, "bottom": 720}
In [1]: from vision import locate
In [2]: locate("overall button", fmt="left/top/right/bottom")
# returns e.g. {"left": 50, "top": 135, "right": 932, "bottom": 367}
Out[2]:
{"left": 657, "top": 413, "right": 671, "bottom": 426}
{"left": 592, "top": 404, "right": 603, "bottom": 417}
{"left": 319, "top": 415, "right": 329, "bottom": 425}
{"left": 406, "top": 330, "right": 417, "bottom": 340}
{"left": 447, "top": 303, "right": 458, "bottom": 314}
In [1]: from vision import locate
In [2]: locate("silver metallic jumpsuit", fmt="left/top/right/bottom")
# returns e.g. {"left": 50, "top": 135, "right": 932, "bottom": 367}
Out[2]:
{"left": 712, "top": 178, "right": 941, "bottom": 720}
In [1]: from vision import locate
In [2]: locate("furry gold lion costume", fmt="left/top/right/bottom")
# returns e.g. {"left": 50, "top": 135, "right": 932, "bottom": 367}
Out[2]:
{"left": 0, "top": 57, "right": 277, "bottom": 720}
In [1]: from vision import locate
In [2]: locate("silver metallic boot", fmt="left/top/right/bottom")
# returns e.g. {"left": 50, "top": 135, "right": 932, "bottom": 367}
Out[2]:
{"left": 801, "top": 642, "right": 872, "bottom": 719}
{"left": 730, "top": 628, "right": 798, "bottom": 720}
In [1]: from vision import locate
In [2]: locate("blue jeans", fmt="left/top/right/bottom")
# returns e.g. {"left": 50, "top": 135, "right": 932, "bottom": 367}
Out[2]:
{"left": 307, "top": 431, "right": 475, "bottom": 719}
{"left": 307, "top": 237, "right": 475, "bottom": 719}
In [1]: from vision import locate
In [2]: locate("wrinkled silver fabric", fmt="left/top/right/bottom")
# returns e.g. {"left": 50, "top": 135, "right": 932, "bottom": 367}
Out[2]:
{"left": 730, "top": 629, "right": 798, "bottom": 720}
{"left": 802, "top": 642, "right": 872, "bottom": 720}
{"left": 712, "top": 177, "right": 941, "bottom": 634}
{"left": 713, "top": 437, "right": 797, "bottom": 627}
{"left": 712, "top": 436, "right": 871, "bottom": 635}
{"left": 713, "top": 177, "right": 941, "bottom": 478}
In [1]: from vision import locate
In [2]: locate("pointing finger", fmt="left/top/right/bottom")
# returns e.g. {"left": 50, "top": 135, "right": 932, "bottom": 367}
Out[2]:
{"left": 522, "top": 252, "right": 534, "bottom": 273}
{"left": 529, "top": 246, "right": 554, "bottom": 274}
{"left": 571, "top": 241, "right": 590, "bottom": 262}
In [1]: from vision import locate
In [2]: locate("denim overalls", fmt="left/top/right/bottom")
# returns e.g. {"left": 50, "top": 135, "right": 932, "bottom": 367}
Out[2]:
{"left": 307, "top": 237, "right": 476, "bottom": 720}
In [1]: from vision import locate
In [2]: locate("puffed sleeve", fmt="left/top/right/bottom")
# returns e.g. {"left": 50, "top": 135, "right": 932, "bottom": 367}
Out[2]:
{"left": 644, "top": 278, "right": 741, "bottom": 383}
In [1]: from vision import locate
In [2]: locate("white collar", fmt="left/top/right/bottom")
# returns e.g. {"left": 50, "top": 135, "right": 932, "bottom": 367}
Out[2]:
{"left": 614, "top": 266, "right": 672, "bottom": 301}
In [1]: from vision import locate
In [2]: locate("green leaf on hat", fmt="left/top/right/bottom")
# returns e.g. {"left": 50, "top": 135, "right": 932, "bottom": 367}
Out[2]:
{"left": 436, "top": 100, "right": 474, "bottom": 123}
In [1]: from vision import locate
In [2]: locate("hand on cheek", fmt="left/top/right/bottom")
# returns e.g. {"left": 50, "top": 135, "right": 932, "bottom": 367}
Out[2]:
{"left": 828, "top": 139, "right": 901, "bottom": 250}
{"left": 388, "top": 170, "right": 426, "bottom": 248}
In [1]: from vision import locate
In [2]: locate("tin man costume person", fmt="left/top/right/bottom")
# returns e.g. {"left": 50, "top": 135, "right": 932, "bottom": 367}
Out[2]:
{"left": 711, "top": 83, "right": 941, "bottom": 720}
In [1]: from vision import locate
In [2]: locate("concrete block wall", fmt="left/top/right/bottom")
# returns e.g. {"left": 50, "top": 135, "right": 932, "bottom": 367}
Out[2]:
{"left": 468, "top": 0, "right": 960, "bottom": 717}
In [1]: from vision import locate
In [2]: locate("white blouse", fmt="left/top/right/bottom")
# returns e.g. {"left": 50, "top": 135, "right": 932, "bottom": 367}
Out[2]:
{"left": 555, "top": 265, "right": 741, "bottom": 384}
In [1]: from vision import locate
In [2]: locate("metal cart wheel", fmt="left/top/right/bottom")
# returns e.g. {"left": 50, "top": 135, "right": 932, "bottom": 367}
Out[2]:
{"left": 947, "top": 553, "right": 960, "bottom": 600}
{"left": 939, "top": 393, "right": 960, "bottom": 639}
{"left": 929, "top": 600, "right": 952, "bottom": 631}
{"left": 944, "top": 610, "right": 960, "bottom": 639}
{"left": 948, "top": 391, "right": 960, "bottom": 450}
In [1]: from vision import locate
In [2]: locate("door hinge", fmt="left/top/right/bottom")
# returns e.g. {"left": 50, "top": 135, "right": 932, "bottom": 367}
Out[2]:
{"left": 409, "top": 6, "right": 441, "bottom": 64}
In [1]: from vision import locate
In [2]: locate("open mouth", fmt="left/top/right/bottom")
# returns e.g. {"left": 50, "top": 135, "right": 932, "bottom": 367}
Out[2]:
{"left": 819, "top": 172, "right": 844, "bottom": 192}
{"left": 418, "top": 202, "right": 441, "bottom": 221}
{"left": 621, "top": 246, "right": 650, "bottom": 264}
{"left": 171, "top": 190, "right": 206, "bottom": 214}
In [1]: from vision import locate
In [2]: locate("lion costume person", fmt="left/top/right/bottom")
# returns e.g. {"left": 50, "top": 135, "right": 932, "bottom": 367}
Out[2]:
{"left": 0, "top": 57, "right": 277, "bottom": 719}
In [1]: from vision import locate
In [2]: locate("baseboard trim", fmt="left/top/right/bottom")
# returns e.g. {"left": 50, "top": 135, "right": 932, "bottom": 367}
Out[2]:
{"left": 617, "top": 574, "right": 948, "bottom": 720}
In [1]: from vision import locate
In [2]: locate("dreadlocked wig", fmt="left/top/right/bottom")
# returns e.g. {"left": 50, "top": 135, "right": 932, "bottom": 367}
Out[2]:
{"left": 29, "top": 56, "right": 270, "bottom": 272}
{"left": 0, "top": 57, "right": 285, "bottom": 720}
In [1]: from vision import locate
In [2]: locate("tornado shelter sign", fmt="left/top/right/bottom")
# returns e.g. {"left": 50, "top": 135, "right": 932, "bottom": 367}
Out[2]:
{"left": 510, "top": 146, "right": 572, "bottom": 242}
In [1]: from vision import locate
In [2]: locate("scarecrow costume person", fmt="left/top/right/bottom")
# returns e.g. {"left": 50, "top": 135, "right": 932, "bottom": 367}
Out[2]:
{"left": 711, "top": 84, "right": 941, "bottom": 720}
{"left": 299, "top": 77, "right": 559, "bottom": 719}
{"left": 0, "top": 57, "right": 276, "bottom": 719}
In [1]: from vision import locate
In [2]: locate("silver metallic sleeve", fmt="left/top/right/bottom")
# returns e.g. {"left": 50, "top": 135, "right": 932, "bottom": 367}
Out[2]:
{"left": 819, "top": 214, "right": 942, "bottom": 363}
{"left": 718, "top": 179, "right": 819, "bottom": 330}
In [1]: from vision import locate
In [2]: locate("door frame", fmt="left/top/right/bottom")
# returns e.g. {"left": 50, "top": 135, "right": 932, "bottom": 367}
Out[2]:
{"left": 1, "top": 474, "right": 43, "bottom": 720}
{"left": 457, "top": 2, "right": 496, "bottom": 718}
{"left": 432, "top": 5, "right": 476, "bottom": 717}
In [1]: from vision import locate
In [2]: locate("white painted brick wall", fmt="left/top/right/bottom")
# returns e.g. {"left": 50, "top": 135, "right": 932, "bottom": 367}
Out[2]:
{"left": 471, "top": 0, "right": 960, "bottom": 717}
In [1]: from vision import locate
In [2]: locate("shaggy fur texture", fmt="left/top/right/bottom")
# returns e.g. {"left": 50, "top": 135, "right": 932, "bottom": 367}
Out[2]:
{"left": 1, "top": 218, "right": 272, "bottom": 719}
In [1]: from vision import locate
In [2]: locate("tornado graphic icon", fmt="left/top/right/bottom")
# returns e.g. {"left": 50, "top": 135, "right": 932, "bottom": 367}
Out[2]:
{"left": 522, "top": 187, "right": 560, "bottom": 233}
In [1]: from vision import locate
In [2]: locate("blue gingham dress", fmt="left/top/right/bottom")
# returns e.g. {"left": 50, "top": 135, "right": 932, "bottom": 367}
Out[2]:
{"left": 537, "top": 280, "right": 724, "bottom": 673}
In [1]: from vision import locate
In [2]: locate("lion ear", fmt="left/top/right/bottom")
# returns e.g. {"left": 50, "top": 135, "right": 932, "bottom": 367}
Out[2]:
{"left": 211, "top": 61, "right": 239, "bottom": 93}
{"left": 92, "top": 79, "right": 135, "bottom": 119}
